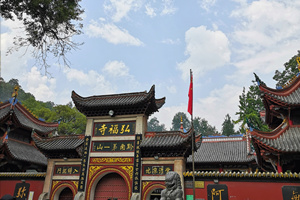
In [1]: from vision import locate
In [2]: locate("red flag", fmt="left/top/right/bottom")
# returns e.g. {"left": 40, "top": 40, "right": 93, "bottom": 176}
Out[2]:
{"left": 188, "top": 70, "right": 193, "bottom": 115}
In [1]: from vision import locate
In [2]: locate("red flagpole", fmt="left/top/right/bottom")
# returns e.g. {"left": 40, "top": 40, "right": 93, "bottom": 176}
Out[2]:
{"left": 188, "top": 70, "right": 193, "bottom": 116}
{"left": 188, "top": 69, "right": 195, "bottom": 200}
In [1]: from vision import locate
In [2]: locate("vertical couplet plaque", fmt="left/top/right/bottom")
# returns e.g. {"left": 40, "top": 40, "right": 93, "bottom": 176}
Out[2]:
{"left": 132, "top": 135, "right": 142, "bottom": 193}
{"left": 78, "top": 136, "right": 91, "bottom": 191}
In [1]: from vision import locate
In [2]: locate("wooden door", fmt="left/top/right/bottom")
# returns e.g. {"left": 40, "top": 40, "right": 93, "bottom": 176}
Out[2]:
{"left": 95, "top": 173, "right": 128, "bottom": 200}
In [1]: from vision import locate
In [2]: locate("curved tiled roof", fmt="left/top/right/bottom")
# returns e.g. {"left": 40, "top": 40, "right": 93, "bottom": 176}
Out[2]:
{"left": 5, "top": 139, "right": 47, "bottom": 166}
{"left": 72, "top": 85, "right": 165, "bottom": 116}
{"left": 33, "top": 133, "right": 84, "bottom": 150}
{"left": 141, "top": 129, "right": 197, "bottom": 157}
{"left": 255, "top": 73, "right": 300, "bottom": 106}
{"left": 0, "top": 102, "right": 58, "bottom": 135}
{"left": 141, "top": 131, "right": 191, "bottom": 148}
{"left": 187, "top": 137, "right": 255, "bottom": 164}
{"left": 252, "top": 126, "right": 300, "bottom": 152}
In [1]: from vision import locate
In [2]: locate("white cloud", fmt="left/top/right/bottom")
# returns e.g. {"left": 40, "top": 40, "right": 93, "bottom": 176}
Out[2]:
{"left": 230, "top": 0, "right": 300, "bottom": 81}
{"left": 161, "top": 0, "right": 177, "bottom": 15}
{"left": 145, "top": 3, "right": 156, "bottom": 18}
{"left": 63, "top": 68, "right": 115, "bottom": 94}
{"left": 103, "top": 61, "right": 129, "bottom": 77}
{"left": 152, "top": 105, "right": 187, "bottom": 130}
{"left": 104, "top": 0, "right": 141, "bottom": 22}
{"left": 161, "top": 38, "right": 180, "bottom": 45}
{"left": 1, "top": 19, "right": 33, "bottom": 80}
{"left": 232, "top": 1, "right": 300, "bottom": 50}
{"left": 86, "top": 20, "right": 143, "bottom": 46}
{"left": 195, "top": 84, "right": 241, "bottom": 131}
{"left": 167, "top": 85, "right": 177, "bottom": 94}
{"left": 198, "top": 0, "right": 217, "bottom": 11}
{"left": 153, "top": 84, "right": 241, "bottom": 132}
{"left": 20, "top": 67, "right": 57, "bottom": 102}
{"left": 178, "top": 26, "right": 230, "bottom": 80}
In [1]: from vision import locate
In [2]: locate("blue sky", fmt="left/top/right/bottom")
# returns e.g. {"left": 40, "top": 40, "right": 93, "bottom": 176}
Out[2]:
{"left": 1, "top": 0, "right": 300, "bottom": 131}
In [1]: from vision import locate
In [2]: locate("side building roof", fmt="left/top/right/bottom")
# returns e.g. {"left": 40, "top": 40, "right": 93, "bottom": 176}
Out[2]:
{"left": 32, "top": 133, "right": 84, "bottom": 158}
{"left": 187, "top": 136, "right": 256, "bottom": 164}
{"left": 71, "top": 85, "right": 165, "bottom": 117}
{"left": 255, "top": 73, "right": 300, "bottom": 107}
{"left": 141, "top": 128, "right": 200, "bottom": 158}
{"left": 2, "top": 139, "right": 47, "bottom": 166}
{"left": 0, "top": 101, "right": 58, "bottom": 135}
{"left": 251, "top": 121, "right": 300, "bottom": 153}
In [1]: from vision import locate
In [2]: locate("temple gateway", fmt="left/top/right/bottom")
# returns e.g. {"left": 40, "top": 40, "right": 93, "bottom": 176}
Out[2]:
{"left": 1, "top": 77, "right": 300, "bottom": 200}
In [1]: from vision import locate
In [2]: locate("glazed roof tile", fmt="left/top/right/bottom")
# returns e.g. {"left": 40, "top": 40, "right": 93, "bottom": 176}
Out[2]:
{"left": 5, "top": 139, "right": 47, "bottom": 166}
{"left": 141, "top": 130, "right": 191, "bottom": 148}
{"left": 187, "top": 137, "right": 255, "bottom": 163}
{"left": 265, "top": 87, "right": 300, "bottom": 105}
{"left": 72, "top": 85, "right": 165, "bottom": 116}
{"left": 32, "top": 133, "right": 84, "bottom": 150}
{"left": 252, "top": 126, "right": 300, "bottom": 152}
{"left": 140, "top": 129, "right": 198, "bottom": 157}
{"left": 255, "top": 73, "right": 300, "bottom": 106}
{"left": 0, "top": 102, "right": 58, "bottom": 135}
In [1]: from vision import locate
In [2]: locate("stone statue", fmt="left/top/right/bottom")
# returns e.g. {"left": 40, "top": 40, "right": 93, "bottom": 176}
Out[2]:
{"left": 160, "top": 171, "right": 183, "bottom": 200}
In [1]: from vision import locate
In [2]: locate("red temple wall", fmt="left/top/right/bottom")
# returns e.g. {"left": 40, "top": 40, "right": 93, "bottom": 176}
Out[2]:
{"left": 0, "top": 180, "right": 44, "bottom": 200}
{"left": 185, "top": 180, "right": 300, "bottom": 200}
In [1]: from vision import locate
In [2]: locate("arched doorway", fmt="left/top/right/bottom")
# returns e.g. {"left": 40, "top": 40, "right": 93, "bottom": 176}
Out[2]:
{"left": 149, "top": 188, "right": 162, "bottom": 200}
{"left": 59, "top": 187, "right": 73, "bottom": 200}
{"left": 95, "top": 173, "right": 128, "bottom": 200}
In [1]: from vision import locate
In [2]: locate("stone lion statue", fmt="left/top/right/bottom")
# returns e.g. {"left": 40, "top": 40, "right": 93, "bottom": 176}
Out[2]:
{"left": 160, "top": 171, "right": 183, "bottom": 200}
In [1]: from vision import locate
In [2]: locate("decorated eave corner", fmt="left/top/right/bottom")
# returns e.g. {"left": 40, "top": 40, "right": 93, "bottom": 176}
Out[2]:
{"left": 249, "top": 59, "right": 300, "bottom": 173}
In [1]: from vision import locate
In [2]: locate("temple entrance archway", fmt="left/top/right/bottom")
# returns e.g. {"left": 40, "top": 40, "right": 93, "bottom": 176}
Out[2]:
{"left": 58, "top": 187, "right": 73, "bottom": 200}
{"left": 149, "top": 188, "right": 162, "bottom": 200}
{"left": 95, "top": 173, "right": 128, "bottom": 200}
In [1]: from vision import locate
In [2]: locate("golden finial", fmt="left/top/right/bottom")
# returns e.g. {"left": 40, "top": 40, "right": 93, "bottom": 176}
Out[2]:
{"left": 12, "top": 85, "right": 20, "bottom": 98}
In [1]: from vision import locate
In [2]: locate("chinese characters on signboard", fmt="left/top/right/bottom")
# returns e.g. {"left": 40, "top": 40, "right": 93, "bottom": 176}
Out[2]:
{"left": 78, "top": 136, "right": 91, "bottom": 191}
{"left": 14, "top": 183, "right": 30, "bottom": 200}
{"left": 207, "top": 184, "right": 228, "bottom": 200}
{"left": 94, "top": 121, "right": 136, "bottom": 136}
{"left": 143, "top": 165, "right": 173, "bottom": 176}
{"left": 92, "top": 141, "right": 135, "bottom": 152}
{"left": 132, "top": 135, "right": 142, "bottom": 193}
{"left": 54, "top": 166, "right": 80, "bottom": 175}
{"left": 282, "top": 186, "right": 300, "bottom": 200}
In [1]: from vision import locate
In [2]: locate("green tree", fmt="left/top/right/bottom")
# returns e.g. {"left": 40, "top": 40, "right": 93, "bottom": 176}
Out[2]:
{"left": 221, "top": 114, "right": 237, "bottom": 136}
{"left": 147, "top": 117, "right": 166, "bottom": 132}
{"left": 53, "top": 104, "right": 86, "bottom": 135}
{"left": 1, "top": 0, "right": 84, "bottom": 72}
{"left": 194, "top": 117, "right": 218, "bottom": 136}
{"left": 273, "top": 50, "right": 300, "bottom": 87}
{"left": 235, "top": 84, "right": 269, "bottom": 133}
{"left": 171, "top": 112, "right": 191, "bottom": 131}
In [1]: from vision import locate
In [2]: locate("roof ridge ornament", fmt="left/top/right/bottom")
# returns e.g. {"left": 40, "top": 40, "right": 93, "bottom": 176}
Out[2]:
{"left": 253, "top": 73, "right": 265, "bottom": 86}
{"left": 9, "top": 85, "right": 20, "bottom": 108}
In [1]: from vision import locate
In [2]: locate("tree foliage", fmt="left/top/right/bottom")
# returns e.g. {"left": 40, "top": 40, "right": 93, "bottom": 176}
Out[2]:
{"left": 273, "top": 50, "right": 300, "bottom": 87}
{"left": 147, "top": 117, "right": 166, "bottom": 132}
{"left": 235, "top": 84, "right": 269, "bottom": 133}
{"left": 1, "top": 0, "right": 84, "bottom": 72}
{"left": 53, "top": 104, "right": 86, "bottom": 135}
{"left": 170, "top": 112, "right": 217, "bottom": 136}
{"left": 171, "top": 112, "right": 191, "bottom": 131}
{"left": 194, "top": 117, "right": 219, "bottom": 136}
{"left": 221, "top": 114, "right": 237, "bottom": 136}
